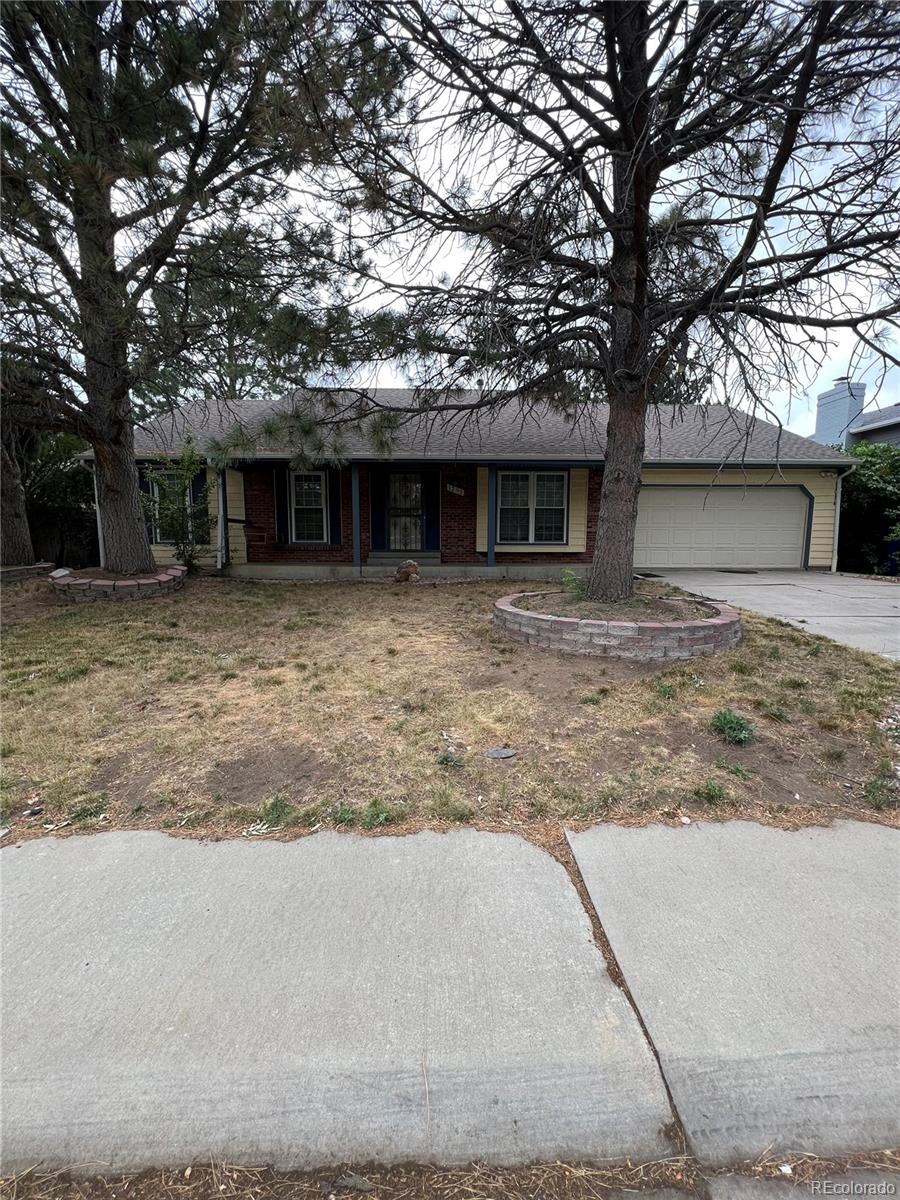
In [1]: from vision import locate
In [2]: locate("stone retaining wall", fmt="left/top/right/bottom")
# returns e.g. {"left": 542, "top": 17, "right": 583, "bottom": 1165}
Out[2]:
{"left": 50, "top": 565, "right": 187, "bottom": 602}
{"left": 493, "top": 591, "right": 742, "bottom": 660}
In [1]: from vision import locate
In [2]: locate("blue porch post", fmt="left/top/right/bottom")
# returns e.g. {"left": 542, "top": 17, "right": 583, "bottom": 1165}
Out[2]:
{"left": 486, "top": 465, "right": 497, "bottom": 568}
{"left": 351, "top": 462, "right": 362, "bottom": 572}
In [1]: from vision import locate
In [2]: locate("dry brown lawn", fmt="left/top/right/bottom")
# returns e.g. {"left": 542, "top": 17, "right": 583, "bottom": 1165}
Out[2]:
{"left": 1, "top": 576, "right": 898, "bottom": 844}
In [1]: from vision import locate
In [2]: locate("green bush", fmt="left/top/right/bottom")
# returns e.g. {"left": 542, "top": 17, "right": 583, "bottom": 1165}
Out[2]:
{"left": 142, "top": 439, "right": 211, "bottom": 571}
{"left": 710, "top": 708, "right": 755, "bottom": 745}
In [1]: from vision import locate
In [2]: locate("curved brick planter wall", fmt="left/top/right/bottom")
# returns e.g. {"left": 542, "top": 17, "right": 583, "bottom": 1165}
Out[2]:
{"left": 49, "top": 565, "right": 187, "bottom": 602}
{"left": 494, "top": 591, "right": 742, "bottom": 660}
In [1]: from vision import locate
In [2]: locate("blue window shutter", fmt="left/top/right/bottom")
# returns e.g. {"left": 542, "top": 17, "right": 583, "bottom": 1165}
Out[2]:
{"left": 370, "top": 470, "right": 386, "bottom": 551}
{"left": 328, "top": 468, "right": 342, "bottom": 545}
{"left": 423, "top": 471, "right": 441, "bottom": 551}
{"left": 274, "top": 467, "right": 290, "bottom": 543}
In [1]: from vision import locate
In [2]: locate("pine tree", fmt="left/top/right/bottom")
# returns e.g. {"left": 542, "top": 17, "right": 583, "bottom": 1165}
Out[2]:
{"left": 1, "top": 0, "right": 400, "bottom": 572}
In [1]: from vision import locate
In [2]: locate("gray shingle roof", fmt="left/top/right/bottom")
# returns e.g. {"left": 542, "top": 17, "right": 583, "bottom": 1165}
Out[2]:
{"left": 132, "top": 389, "right": 852, "bottom": 467}
{"left": 849, "top": 402, "right": 900, "bottom": 432}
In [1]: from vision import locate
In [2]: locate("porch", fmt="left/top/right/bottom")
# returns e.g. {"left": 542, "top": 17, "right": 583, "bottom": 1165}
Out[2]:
{"left": 229, "top": 461, "right": 598, "bottom": 575}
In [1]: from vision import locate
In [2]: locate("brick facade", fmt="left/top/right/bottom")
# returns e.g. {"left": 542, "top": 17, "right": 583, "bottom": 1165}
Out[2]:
{"left": 242, "top": 463, "right": 601, "bottom": 566}
{"left": 440, "top": 466, "right": 603, "bottom": 565}
{"left": 439, "top": 467, "right": 479, "bottom": 563}
{"left": 243, "top": 465, "right": 371, "bottom": 564}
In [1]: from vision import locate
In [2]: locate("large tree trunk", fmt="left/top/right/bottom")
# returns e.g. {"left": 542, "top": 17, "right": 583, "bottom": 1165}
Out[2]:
{"left": 93, "top": 425, "right": 155, "bottom": 575}
{"left": 586, "top": 391, "right": 648, "bottom": 602}
{"left": 1, "top": 441, "right": 36, "bottom": 567}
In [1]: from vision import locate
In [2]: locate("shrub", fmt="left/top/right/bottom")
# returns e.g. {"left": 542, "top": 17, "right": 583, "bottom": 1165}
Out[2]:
{"left": 710, "top": 708, "right": 755, "bottom": 745}
{"left": 655, "top": 681, "right": 677, "bottom": 700}
{"left": 142, "top": 439, "right": 212, "bottom": 571}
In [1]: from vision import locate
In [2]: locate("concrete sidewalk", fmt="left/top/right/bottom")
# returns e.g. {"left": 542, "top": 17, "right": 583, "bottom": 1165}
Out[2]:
{"left": 568, "top": 820, "right": 900, "bottom": 1165}
{"left": 0, "top": 830, "right": 670, "bottom": 1174}
{"left": 658, "top": 569, "right": 899, "bottom": 657}
{"left": 2, "top": 822, "right": 898, "bottom": 1175}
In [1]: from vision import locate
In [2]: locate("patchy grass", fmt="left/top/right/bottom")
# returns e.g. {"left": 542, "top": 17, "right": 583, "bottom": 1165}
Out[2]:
{"left": 710, "top": 708, "right": 756, "bottom": 746}
{"left": 1, "top": 576, "right": 898, "bottom": 843}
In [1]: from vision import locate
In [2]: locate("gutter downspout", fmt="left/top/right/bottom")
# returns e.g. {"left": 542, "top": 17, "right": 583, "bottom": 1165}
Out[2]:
{"left": 91, "top": 462, "right": 106, "bottom": 569}
{"left": 831, "top": 464, "right": 856, "bottom": 573}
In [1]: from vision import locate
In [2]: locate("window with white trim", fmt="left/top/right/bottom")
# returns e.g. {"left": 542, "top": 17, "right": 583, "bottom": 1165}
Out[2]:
{"left": 497, "top": 471, "right": 567, "bottom": 544}
{"left": 291, "top": 471, "right": 328, "bottom": 543}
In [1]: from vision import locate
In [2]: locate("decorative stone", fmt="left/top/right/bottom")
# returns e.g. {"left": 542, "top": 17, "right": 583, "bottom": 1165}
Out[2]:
{"left": 484, "top": 747, "right": 517, "bottom": 760}
{"left": 49, "top": 568, "right": 73, "bottom": 580}
{"left": 393, "top": 559, "right": 420, "bottom": 583}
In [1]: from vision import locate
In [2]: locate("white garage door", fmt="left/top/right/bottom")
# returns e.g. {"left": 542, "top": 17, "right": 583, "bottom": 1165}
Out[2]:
{"left": 634, "top": 487, "right": 809, "bottom": 568}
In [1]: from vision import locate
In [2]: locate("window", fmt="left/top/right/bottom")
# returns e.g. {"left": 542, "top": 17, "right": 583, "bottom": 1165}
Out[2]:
{"left": 291, "top": 471, "right": 328, "bottom": 543}
{"left": 497, "top": 471, "right": 567, "bottom": 544}
{"left": 151, "top": 471, "right": 184, "bottom": 544}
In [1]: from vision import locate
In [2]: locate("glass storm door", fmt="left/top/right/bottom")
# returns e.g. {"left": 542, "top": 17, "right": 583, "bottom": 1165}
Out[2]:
{"left": 388, "top": 472, "right": 423, "bottom": 551}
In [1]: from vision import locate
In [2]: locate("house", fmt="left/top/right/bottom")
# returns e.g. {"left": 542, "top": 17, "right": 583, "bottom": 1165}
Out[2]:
{"left": 124, "top": 391, "right": 853, "bottom": 579}
{"left": 847, "top": 403, "right": 900, "bottom": 448}
{"left": 812, "top": 377, "right": 900, "bottom": 449}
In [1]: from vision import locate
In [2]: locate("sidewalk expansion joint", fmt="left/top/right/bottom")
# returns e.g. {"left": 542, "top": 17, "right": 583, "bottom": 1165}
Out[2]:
{"left": 545, "top": 823, "right": 705, "bottom": 1191}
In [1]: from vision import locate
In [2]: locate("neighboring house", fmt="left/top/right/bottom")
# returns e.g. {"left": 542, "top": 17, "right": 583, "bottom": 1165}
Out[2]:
{"left": 847, "top": 403, "right": 900, "bottom": 448}
{"left": 119, "top": 392, "right": 852, "bottom": 578}
{"left": 812, "top": 377, "right": 900, "bottom": 449}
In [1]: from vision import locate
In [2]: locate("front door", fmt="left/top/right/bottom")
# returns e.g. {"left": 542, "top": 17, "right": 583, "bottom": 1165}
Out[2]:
{"left": 388, "top": 472, "right": 423, "bottom": 551}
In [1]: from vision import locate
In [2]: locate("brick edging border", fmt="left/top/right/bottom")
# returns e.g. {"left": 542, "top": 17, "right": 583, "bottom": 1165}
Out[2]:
{"left": 493, "top": 591, "right": 742, "bottom": 660}
{"left": 48, "top": 565, "right": 187, "bottom": 602}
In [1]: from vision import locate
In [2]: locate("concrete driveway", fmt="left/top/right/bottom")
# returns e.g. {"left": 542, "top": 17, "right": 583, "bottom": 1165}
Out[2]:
{"left": 658, "top": 570, "right": 899, "bottom": 657}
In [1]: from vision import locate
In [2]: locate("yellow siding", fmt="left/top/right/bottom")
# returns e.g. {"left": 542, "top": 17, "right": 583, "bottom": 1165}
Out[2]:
{"left": 640, "top": 468, "right": 839, "bottom": 568}
{"left": 150, "top": 466, "right": 249, "bottom": 568}
{"left": 224, "top": 468, "right": 247, "bottom": 565}
{"left": 476, "top": 468, "right": 488, "bottom": 553}
{"left": 475, "top": 467, "right": 589, "bottom": 554}
{"left": 565, "top": 469, "right": 589, "bottom": 553}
